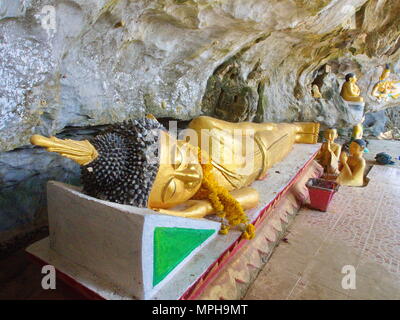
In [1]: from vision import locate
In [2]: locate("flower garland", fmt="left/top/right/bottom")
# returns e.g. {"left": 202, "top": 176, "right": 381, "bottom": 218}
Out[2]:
{"left": 193, "top": 148, "right": 255, "bottom": 240}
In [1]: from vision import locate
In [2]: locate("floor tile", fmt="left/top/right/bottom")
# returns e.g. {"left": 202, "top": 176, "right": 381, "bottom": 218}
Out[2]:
{"left": 347, "top": 273, "right": 400, "bottom": 300}
{"left": 244, "top": 269, "right": 300, "bottom": 300}
{"left": 288, "top": 279, "right": 348, "bottom": 300}
{"left": 247, "top": 163, "right": 400, "bottom": 300}
{"left": 301, "top": 258, "right": 355, "bottom": 295}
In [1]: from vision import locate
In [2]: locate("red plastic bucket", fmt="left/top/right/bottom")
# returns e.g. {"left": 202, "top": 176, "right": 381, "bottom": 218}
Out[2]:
{"left": 306, "top": 178, "right": 339, "bottom": 212}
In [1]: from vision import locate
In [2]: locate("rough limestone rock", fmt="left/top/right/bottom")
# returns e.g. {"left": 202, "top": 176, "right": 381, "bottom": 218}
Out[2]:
{"left": 364, "top": 110, "right": 388, "bottom": 137}
{"left": 1, "top": 0, "right": 400, "bottom": 244}
{"left": 2, "top": 0, "right": 400, "bottom": 153}
{"left": 385, "top": 106, "right": 400, "bottom": 139}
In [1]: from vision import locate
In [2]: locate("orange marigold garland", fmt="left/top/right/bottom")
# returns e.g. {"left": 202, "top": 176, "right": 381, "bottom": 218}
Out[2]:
{"left": 193, "top": 148, "right": 255, "bottom": 240}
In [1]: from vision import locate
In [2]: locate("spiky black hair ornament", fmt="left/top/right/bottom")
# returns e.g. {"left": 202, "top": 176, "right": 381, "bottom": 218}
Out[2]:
{"left": 81, "top": 117, "right": 165, "bottom": 207}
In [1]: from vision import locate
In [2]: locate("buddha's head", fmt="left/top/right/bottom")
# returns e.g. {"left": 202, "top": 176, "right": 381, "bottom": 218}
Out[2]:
{"left": 147, "top": 130, "right": 203, "bottom": 209}
{"left": 349, "top": 139, "right": 366, "bottom": 157}
{"left": 324, "top": 128, "right": 338, "bottom": 142}
{"left": 31, "top": 117, "right": 203, "bottom": 209}
{"left": 345, "top": 73, "right": 357, "bottom": 83}
{"left": 352, "top": 123, "right": 363, "bottom": 140}
{"left": 380, "top": 64, "right": 391, "bottom": 81}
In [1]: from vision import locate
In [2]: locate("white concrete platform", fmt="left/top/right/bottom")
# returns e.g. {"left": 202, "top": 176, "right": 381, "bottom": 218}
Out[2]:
{"left": 344, "top": 101, "right": 365, "bottom": 124}
{"left": 26, "top": 143, "right": 321, "bottom": 300}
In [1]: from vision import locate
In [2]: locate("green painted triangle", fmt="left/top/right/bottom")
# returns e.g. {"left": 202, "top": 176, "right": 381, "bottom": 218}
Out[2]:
{"left": 153, "top": 227, "right": 215, "bottom": 287}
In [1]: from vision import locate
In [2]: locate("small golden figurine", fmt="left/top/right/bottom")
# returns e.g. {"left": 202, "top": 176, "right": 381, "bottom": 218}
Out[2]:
{"left": 31, "top": 116, "right": 320, "bottom": 239}
{"left": 312, "top": 85, "right": 322, "bottom": 99}
{"left": 337, "top": 139, "right": 366, "bottom": 187}
{"left": 316, "top": 129, "right": 341, "bottom": 176}
{"left": 352, "top": 123, "right": 363, "bottom": 140}
{"left": 343, "top": 123, "right": 369, "bottom": 153}
{"left": 341, "top": 73, "right": 364, "bottom": 103}
{"left": 372, "top": 64, "right": 400, "bottom": 100}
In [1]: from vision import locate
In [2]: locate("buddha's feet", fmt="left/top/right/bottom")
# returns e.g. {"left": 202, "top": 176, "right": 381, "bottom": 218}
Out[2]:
{"left": 295, "top": 122, "right": 320, "bottom": 144}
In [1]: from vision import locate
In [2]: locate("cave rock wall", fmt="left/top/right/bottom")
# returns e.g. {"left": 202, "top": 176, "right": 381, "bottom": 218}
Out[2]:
{"left": 1, "top": 0, "right": 400, "bottom": 246}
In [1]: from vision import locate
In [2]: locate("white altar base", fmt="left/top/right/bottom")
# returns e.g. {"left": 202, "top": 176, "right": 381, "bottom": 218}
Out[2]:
{"left": 344, "top": 100, "right": 365, "bottom": 124}
{"left": 26, "top": 143, "right": 321, "bottom": 300}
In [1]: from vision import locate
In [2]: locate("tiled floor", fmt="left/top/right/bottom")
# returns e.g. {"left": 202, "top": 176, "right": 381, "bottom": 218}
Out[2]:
{"left": 244, "top": 164, "right": 400, "bottom": 300}
{"left": 363, "top": 139, "right": 400, "bottom": 169}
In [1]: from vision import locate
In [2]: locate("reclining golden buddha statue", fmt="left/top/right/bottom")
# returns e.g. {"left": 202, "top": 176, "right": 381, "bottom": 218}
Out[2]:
{"left": 31, "top": 116, "right": 320, "bottom": 239}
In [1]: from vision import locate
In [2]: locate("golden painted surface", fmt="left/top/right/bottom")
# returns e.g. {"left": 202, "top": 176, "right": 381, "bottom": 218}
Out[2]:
{"left": 341, "top": 75, "right": 364, "bottom": 103}
{"left": 312, "top": 85, "right": 322, "bottom": 99}
{"left": 372, "top": 68, "right": 400, "bottom": 100}
{"left": 188, "top": 116, "right": 319, "bottom": 190}
{"left": 150, "top": 116, "right": 320, "bottom": 217}
{"left": 147, "top": 130, "right": 204, "bottom": 210}
{"left": 316, "top": 129, "right": 341, "bottom": 175}
{"left": 352, "top": 123, "right": 364, "bottom": 140}
{"left": 30, "top": 134, "right": 98, "bottom": 166}
{"left": 30, "top": 116, "right": 320, "bottom": 219}
{"left": 337, "top": 141, "right": 366, "bottom": 187}
{"left": 153, "top": 187, "right": 260, "bottom": 218}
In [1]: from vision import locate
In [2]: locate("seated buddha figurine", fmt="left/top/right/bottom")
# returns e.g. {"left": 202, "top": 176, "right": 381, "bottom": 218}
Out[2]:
{"left": 316, "top": 129, "right": 341, "bottom": 175}
{"left": 352, "top": 123, "right": 363, "bottom": 140}
{"left": 341, "top": 73, "right": 364, "bottom": 104}
{"left": 30, "top": 116, "right": 320, "bottom": 239}
{"left": 346, "top": 123, "right": 369, "bottom": 153}
{"left": 312, "top": 85, "right": 322, "bottom": 99}
{"left": 337, "top": 139, "right": 366, "bottom": 187}
{"left": 372, "top": 64, "right": 400, "bottom": 100}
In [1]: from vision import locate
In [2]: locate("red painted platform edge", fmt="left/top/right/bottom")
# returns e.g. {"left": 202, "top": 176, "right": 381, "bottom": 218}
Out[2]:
{"left": 179, "top": 151, "right": 321, "bottom": 300}
{"left": 26, "top": 251, "right": 105, "bottom": 300}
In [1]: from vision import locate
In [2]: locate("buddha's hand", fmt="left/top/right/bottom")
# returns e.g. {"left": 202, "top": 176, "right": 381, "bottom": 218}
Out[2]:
{"left": 151, "top": 188, "right": 259, "bottom": 220}
{"left": 152, "top": 199, "right": 213, "bottom": 219}
{"left": 340, "top": 152, "right": 348, "bottom": 165}
{"left": 326, "top": 140, "right": 332, "bottom": 152}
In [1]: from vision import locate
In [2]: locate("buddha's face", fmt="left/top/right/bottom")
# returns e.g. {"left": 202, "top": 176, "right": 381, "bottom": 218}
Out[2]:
{"left": 148, "top": 131, "right": 203, "bottom": 209}
{"left": 350, "top": 76, "right": 357, "bottom": 83}
{"left": 352, "top": 124, "right": 363, "bottom": 139}
{"left": 324, "top": 129, "right": 337, "bottom": 142}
